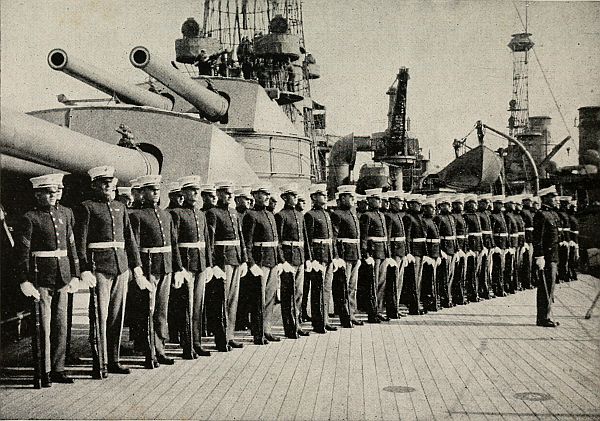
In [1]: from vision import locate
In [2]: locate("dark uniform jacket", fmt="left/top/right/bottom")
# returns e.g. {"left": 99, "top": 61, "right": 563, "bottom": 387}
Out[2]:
{"left": 359, "top": 209, "right": 389, "bottom": 259}
{"left": 304, "top": 207, "right": 336, "bottom": 263}
{"left": 568, "top": 212, "right": 579, "bottom": 243}
{"left": 243, "top": 206, "right": 282, "bottom": 268}
{"left": 557, "top": 210, "right": 570, "bottom": 242}
{"left": 478, "top": 210, "right": 495, "bottom": 249}
{"left": 275, "top": 205, "right": 311, "bottom": 266}
{"left": 170, "top": 204, "right": 212, "bottom": 272}
{"left": 451, "top": 212, "right": 466, "bottom": 251}
{"left": 331, "top": 207, "right": 361, "bottom": 261}
{"left": 206, "top": 203, "right": 247, "bottom": 267}
{"left": 514, "top": 213, "right": 526, "bottom": 247}
{"left": 504, "top": 211, "right": 519, "bottom": 248}
{"left": 15, "top": 205, "right": 80, "bottom": 287}
{"left": 75, "top": 196, "right": 141, "bottom": 276}
{"left": 521, "top": 207, "right": 535, "bottom": 243}
{"left": 490, "top": 210, "right": 508, "bottom": 249}
{"left": 423, "top": 216, "right": 440, "bottom": 258}
{"left": 463, "top": 212, "right": 483, "bottom": 252}
{"left": 434, "top": 213, "right": 457, "bottom": 255}
{"left": 403, "top": 211, "right": 427, "bottom": 257}
{"left": 385, "top": 210, "right": 407, "bottom": 258}
{"left": 533, "top": 204, "right": 561, "bottom": 262}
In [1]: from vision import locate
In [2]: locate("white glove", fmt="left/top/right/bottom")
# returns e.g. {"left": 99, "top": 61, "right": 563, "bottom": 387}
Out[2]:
{"left": 405, "top": 253, "right": 415, "bottom": 264}
{"left": 81, "top": 271, "right": 97, "bottom": 288}
{"left": 305, "top": 260, "right": 313, "bottom": 272}
{"left": 133, "top": 267, "right": 153, "bottom": 291}
{"left": 365, "top": 256, "right": 375, "bottom": 266}
{"left": 281, "top": 261, "right": 295, "bottom": 273}
{"left": 568, "top": 241, "right": 576, "bottom": 248}
{"left": 249, "top": 264, "right": 264, "bottom": 277}
{"left": 20, "top": 281, "right": 40, "bottom": 300}
{"left": 67, "top": 277, "right": 80, "bottom": 294}
{"left": 436, "top": 257, "right": 442, "bottom": 266}
{"left": 332, "top": 258, "right": 345, "bottom": 272}
{"left": 212, "top": 266, "right": 226, "bottom": 280}
{"left": 239, "top": 262, "right": 248, "bottom": 278}
{"left": 204, "top": 266, "right": 213, "bottom": 283}
{"left": 276, "top": 263, "right": 283, "bottom": 276}
{"left": 173, "top": 271, "right": 186, "bottom": 289}
{"left": 312, "top": 260, "right": 325, "bottom": 273}
{"left": 535, "top": 256, "right": 545, "bottom": 270}
{"left": 385, "top": 257, "right": 397, "bottom": 267}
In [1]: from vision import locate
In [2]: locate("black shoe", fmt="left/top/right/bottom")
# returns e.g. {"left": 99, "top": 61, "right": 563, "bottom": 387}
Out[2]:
{"left": 297, "top": 329, "right": 310, "bottom": 337}
{"left": 217, "top": 344, "right": 232, "bottom": 352}
{"left": 265, "top": 333, "right": 281, "bottom": 342}
{"left": 108, "top": 363, "right": 131, "bottom": 374}
{"left": 285, "top": 333, "right": 299, "bottom": 339}
{"left": 377, "top": 314, "right": 390, "bottom": 322}
{"left": 254, "top": 337, "right": 269, "bottom": 345}
{"left": 228, "top": 340, "right": 244, "bottom": 348}
{"left": 313, "top": 327, "right": 327, "bottom": 333}
{"left": 537, "top": 320, "right": 560, "bottom": 327}
{"left": 144, "top": 358, "right": 155, "bottom": 369}
{"left": 193, "top": 346, "right": 211, "bottom": 357}
{"left": 157, "top": 355, "right": 175, "bottom": 365}
{"left": 301, "top": 312, "right": 311, "bottom": 322}
{"left": 351, "top": 319, "right": 364, "bottom": 326}
{"left": 341, "top": 322, "right": 354, "bottom": 328}
{"left": 325, "top": 324, "right": 338, "bottom": 331}
{"left": 182, "top": 351, "right": 198, "bottom": 360}
{"left": 50, "top": 371, "right": 74, "bottom": 384}
{"left": 366, "top": 317, "right": 381, "bottom": 324}
{"left": 92, "top": 365, "right": 103, "bottom": 380}
{"left": 41, "top": 373, "right": 52, "bottom": 388}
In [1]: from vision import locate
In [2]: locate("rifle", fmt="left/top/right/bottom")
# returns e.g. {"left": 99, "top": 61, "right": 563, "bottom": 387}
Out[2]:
{"left": 89, "top": 285, "right": 105, "bottom": 379}
{"left": 147, "top": 289, "right": 157, "bottom": 365}
{"left": 30, "top": 297, "right": 43, "bottom": 389}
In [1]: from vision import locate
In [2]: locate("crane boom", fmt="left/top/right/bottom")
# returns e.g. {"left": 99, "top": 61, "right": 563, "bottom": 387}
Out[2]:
{"left": 538, "top": 135, "right": 571, "bottom": 169}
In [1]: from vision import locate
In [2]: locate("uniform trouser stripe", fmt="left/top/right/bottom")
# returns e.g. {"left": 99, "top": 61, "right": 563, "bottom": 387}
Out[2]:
{"left": 39, "top": 285, "right": 69, "bottom": 373}
{"left": 280, "top": 266, "right": 303, "bottom": 337}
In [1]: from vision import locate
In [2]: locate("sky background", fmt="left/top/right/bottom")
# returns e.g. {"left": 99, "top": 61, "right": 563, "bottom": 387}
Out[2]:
{"left": 1, "top": 0, "right": 599, "bottom": 171}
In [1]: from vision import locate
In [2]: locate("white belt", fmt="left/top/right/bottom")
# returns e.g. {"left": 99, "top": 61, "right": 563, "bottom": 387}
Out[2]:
{"left": 178, "top": 241, "right": 206, "bottom": 249}
{"left": 338, "top": 238, "right": 360, "bottom": 244}
{"left": 468, "top": 233, "right": 482, "bottom": 237}
{"left": 440, "top": 235, "right": 456, "bottom": 240}
{"left": 412, "top": 238, "right": 426, "bottom": 243}
{"left": 281, "top": 240, "right": 304, "bottom": 247}
{"left": 312, "top": 238, "right": 332, "bottom": 244}
{"left": 558, "top": 228, "right": 565, "bottom": 231}
{"left": 88, "top": 241, "right": 125, "bottom": 249}
{"left": 215, "top": 240, "right": 240, "bottom": 246}
{"left": 427, "top": 238, "right": 440, "bottom": 244}
{"left": 253, "top": 241, "right": 278, "bottom": 247}
{"left": 456, "top": 235, "right": 465, "bottom": 239}
{"left": 563, "top": 228, "right": 571, "bottom": 232}
{"left": 525, "top": 227, "right": 534, "bottom": 231}
{"left": 494, "top": 233, "right": 508, "bottom": 237}
{"left": 482, "top": 230, "right": 492, "bottom": 235}
{"left": 510, "top": 234, "right": 519, "bottom": 238}
{"left": 140, "top": 246, "right": 171, "bottom": 253}
{"left": 518, "top": 232, "right": 525, "bottom": 236}
{"left": 572, "top": 231, "right": 579, "bottom": 235}
{"left": 390, "top": 237, "right": 406, "bottom": 242}
{"left": 32, "top": 250, "right": 67, "bottom": 258}
{"left": 368, "top": 236, "right": 387, "bottom": 242}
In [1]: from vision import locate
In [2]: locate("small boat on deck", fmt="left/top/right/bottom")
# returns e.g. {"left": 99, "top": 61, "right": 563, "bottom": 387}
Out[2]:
{"left": 436, "top": 144, "right": 503, "bottom": 191}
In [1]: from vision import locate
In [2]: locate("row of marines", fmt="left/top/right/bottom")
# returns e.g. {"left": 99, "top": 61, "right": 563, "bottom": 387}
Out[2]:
{"left": 15, "top": 165, "right": 578, "bottom": 387}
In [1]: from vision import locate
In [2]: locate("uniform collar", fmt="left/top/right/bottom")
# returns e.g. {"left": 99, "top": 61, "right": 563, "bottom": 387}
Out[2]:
{"left": 142, "top": 202, "right": 159, "bottom": 209}
{"left": 284, "top": 204, "right": 295, "bottom": 210}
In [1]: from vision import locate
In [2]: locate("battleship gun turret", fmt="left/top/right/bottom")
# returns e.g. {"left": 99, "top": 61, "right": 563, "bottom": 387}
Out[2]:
{"left": 129, "top": 46, "right": 229, "bottom": 122}
{"left": 48, "top": 49, "right": 173, "bottom": 111}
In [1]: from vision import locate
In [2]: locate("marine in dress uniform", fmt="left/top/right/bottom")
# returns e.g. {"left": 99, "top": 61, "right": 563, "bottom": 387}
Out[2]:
{"left": 384, "top": 191, "right": 409, "bottom": 318}
{"left": 243, "top": 184, "right": 283, "bottom": 343}
{"left": 116, "top": 186, "right": 133, "bottom": 208}
{"left": 556, "top": 196, "right": 572, "bottom": 283}
{"left": 16, "top": 174, "right": 80, "bottom": 386}
{"left": 75, "top": 166, "right": 148, "bottom": 376}
{"left": 360, "top": 188, "right": 393, "bottom": 322}
{"left": 234, "top": 186, "right": 253, "bottom": 332}
{"left": 567, "top": 200, "right": 579, "bottom": 281}
{"left": 477, "top": 194, "right": 495, "bottom": 298}
{"left": 451, "top": 196, "right": 468, "bottom": 305}
{"left": 165, "top": 181, "right": 185, "bottom": 345}
{"left": 205, "top": 181, "right": 248, "bottom": 351}
{"left": 276, "top": 184, "right": 312, "bottom": 337}
{"left": 434, "top": 196, "right": 457, "bottom": 308}
{"left": 462, "top": 194, "right": 483, "bottom": 302}
{"left": 201, "top": 184, "right": 218, "bottom": 213}
{"left": 533, "top": 186, "right": 561, "bottom": 327}
{"left": 170, "top": 176, "right": 213, "bottom": 358}
{"left": 330, "top": 185, "right": 361, "bottom": 327}
{"left": 304, "top": 184, "right": 338, "bottom": 333}
{"left": 489, "top": 196, "right": 508, "bottom": 297}
{"left": 129, "top": 175, "right": 184, "bottom": 367}
{"left": 129, "top": 178, "right": 144, "bottom": 210}
{"left": 166, "top": 182, "right": 184, "bottom": 210}
{"left": 513, "top": 197, "right": 527, "bottom": 291}
{"left": 520, "top": 195, "right": 535, "bottom": 289}
{"left": 503, "top": 197, "right": 520, "bottom": 293}
{"left": 421, "top": 197, "right": 441, "bottom": 312}
{"left": 403, "top": 195, "right": 427, "bottom": 315}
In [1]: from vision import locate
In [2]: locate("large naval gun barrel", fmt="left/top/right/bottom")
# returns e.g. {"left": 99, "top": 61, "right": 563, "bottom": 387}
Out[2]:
{"left": 0, "top": 107, "right": 159, "bottom": 180}
{"left": 130, "top": 46, "right": 229, "bottom": 122}
{"left": 48, "top": 49, "right": 173, "bottom": 110}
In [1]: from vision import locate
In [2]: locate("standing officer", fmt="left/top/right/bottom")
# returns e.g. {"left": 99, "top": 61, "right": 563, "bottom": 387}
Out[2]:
{"left": 434, "top": 195, "right": 457, "bottom": 308}
{"left": 201, "top": 184, "right": 218, "bottom": 212}
{"left": 557, "top": 196, "right": 571, "bottom": 283}
{"left": 170, "top": 176, "right": 213, "bottom": 358}
{"left": 234, "top": 186, "right": 253, "bottom": 332}
{"left": 356, "top": 195, "right": 368, "bottom": 218}
{"left": 489, "top": 195, "right": 508, "bottom": 297}
{"left": 451, "top": 195, "right": 467, "bottom": 305}
{"left": 331, "top": 185, "right": 361, "bottom": 327}
{"left": 206, "top": 181, "right": 248, "bottom": 351}
{"left": 533, "top": 186, "right": 561, "bottom": 327}
{"left": 75, "top": 166, "right": 150, "bottom": 376}
{"left": 296, "top": 193, "right": 312, "bottom": 322}
{"left": 477, "top": 194, "right": 495, "bottom": 298}
{"left": 129, "top": 175, "right": 184, "bottom": 367}
{"left": 421, "top": 197, "right": 441, "bottom": 312}
{"left": 166, "top": 182, "right": 184, "bottom": 210}
{"left": 16, "top": 174, "right": 80, "bottom": 386}
{"left": 567, "top": 200, "right": 579, "bottom": 281}
{"left": 129, "top": 178, "right": 143, "bottom": 210}
{"left": 360, "top": 188, "right": 392, "bottom": 323}
{"left": 304, "top": 184, "right": 338, "bottom": 333}
{"left": 403, "top": 194, "right": 427, "bottom": 315}
{"left": 276, "top": 183, "right": 311, "bottom": 337}
{"left": 504, "top": 197, "right": 519, "bottom": 293}
{"left": 520, "top": 195, "right": 535, "bottom": 288}
{"left": 463, "top": 194, "right": 483, "bottom": 302}
{"left": 243, "top": 184, "right": 282, "bottom": 343}
{"left": 385, "top": 191, "right": 409, "bottom": 317}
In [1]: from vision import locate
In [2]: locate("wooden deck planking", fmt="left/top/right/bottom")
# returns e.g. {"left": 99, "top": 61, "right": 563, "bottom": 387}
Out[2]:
{"left": 328, "top": 326, "right": 351, "bottom": 421}
{"left": 345, "top": 326, "right": 366, "bottom": 421}
{"left": 311, "top": 329, "right": 341, "bottom": 421}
